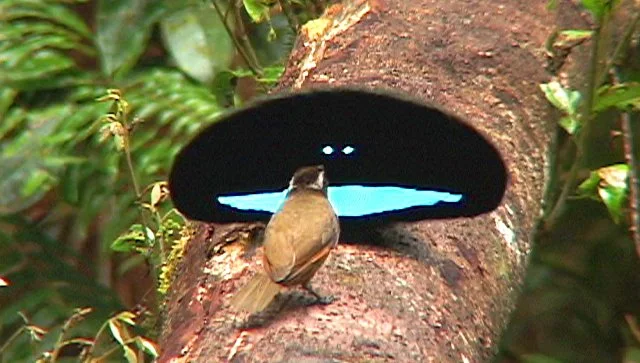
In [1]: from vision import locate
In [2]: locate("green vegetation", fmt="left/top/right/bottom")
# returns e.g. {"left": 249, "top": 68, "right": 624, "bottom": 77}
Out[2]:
{"left": 497, "top": 0, "right": 640, "bottom": 361}
{"left": 0, "top": 0, "right": 323, "bottom": 361}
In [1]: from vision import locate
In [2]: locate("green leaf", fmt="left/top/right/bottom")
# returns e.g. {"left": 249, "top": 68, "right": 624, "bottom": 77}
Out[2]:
{"left": 578, "top": 170, "right": 600, "bottom": 198}
{"left": 123, "top": 345, "right": 137, "bottom": 363}
{"left": 0, "top": 50, "right": 75, "bottom": 84}
{"left": 0, "top": 35, "right": 87, "bottom": 68}
{"left": 136, "top": 336, "right": 159, "bottom": 357}
{"left": 578, "top": 164, "right": 629, "bottom": 223}
{"left": 96, "top": 0, "right": 166, "bottom": 78}
{"left": 597, "top": 164, "right": 629, "bottom": 224}
{"left": 553, "top": 29, "right": 593, "bottom": 48}
{"left": 558, "top": 115, "right": 580, "bottom": 135}
{"left": 243, "top": 0, "right": 270, "bottom": 22}
{"left": 0, "top": 87, "right": 17, "bottom": 117}
{"left": 160, "top": 3, "right": 234, "bottom": 84}
{"left": 558, "top": 29, "right": 593, "bottom": 42}
{"left": 0, "top": 20, "right": 86, "bottom": 46}
{"left": 540, "top": 81, "right": 582, "bottom": 116}
{"left": 21, "top": 169, "right": 56, "bottom": 197}
{"left": 0, "top": 103, "right": 72, "bottom": 213}
{"left": 111, "top": 224, "right": 152, "bottom": 252}
{"left": 580, "top": 0, "right": 620, "bottom": 21}
{"left": 257, "top": 65, "right": 284, "bottom": 84}
{"left": 594, "top": 83, "right": 640, "bottom": 111}
{"left": 108, "top": 320, "right": 125, "bottom": 345}
{"left": 250, "top": 13, "right": 296, "bottom": 65}
{"left": 0, "top": 1, "right": 92, "bottom": 38}
{"left": 115, "top": 311, "right": 136, "bottom": 325}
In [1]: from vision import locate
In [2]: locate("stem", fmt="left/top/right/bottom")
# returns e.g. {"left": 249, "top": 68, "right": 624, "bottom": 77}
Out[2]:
{"left": 50, "top": 310, "right": 88, "bottom": 361}
{"left": 621, "top": 108, "right": 640, "bottom": 253}
{"left": 232, "top": 0, "right": 263, "bottom": 75}
{"left": 210, "top": 0, "right": 262, "bottom": 76}
{"left": 544, "top": 20, "right": 603, "bottom": 230}
{"left": 596, "top": 12, "right": 640, "bottom": 87}
{"left": 122, "top": 130, "right": 162, "bottom": 278}
{"left": 92, "top": 337, "right": 140, "bottom": 362}
{"left": 154, "top": 210, "right": 166, "bottom": 260}
{"left": 614, "top": 69, "right": 640, "bottom": 254}
{"left": 84, "top": 320, "right": 110, "bottom": 360}
{"left": 124, "top": 139, "right": 141, "bottom": 198}
{"left": 0, "top": 326, "right": 25, "bottom": 355}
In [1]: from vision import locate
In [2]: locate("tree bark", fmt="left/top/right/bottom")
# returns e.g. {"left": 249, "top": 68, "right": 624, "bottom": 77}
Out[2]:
{"left": 159, "top": 0, "right": 558, "bottom": 361}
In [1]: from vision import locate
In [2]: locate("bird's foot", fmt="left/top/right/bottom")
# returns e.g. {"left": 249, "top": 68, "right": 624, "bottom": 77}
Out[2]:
{"left": 303, "top": 283, "right": 336, "bottom": 305}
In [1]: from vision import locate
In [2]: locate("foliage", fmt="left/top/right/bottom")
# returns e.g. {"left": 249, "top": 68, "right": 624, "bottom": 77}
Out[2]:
{"left": 498, "top": 0, "right": 640, "bottom": 361}
{"left": 0, "top": 0, "right": 323, "bottom": 360}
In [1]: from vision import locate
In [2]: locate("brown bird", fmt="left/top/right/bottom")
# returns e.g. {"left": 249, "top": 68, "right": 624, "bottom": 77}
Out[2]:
{"left": 230, "top": 165, "right": 340, "bottom": 314}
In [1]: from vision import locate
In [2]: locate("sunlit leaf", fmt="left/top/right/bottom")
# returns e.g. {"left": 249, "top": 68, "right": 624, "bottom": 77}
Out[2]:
{"left": 578, "top": 164, "right": 629, "bottom": 223}
{"left": 160, "top": 3, "right": 234, "bottom": 84}
{"left": 597, "top": 164, "right": 629, "bottom": 224}
{"left": 243, "top": 0, "right": 270, "bottom": 22}
{"left": 96, "top": 0, "right": 166, "bottom": 77}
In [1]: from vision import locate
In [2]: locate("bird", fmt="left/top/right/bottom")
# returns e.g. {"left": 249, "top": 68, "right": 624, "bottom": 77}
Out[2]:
{"left": 230, "top": 165, "right": 340, "bottom": 314}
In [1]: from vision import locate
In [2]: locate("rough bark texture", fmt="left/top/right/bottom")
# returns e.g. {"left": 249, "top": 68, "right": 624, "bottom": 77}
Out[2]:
{"left": 159, "top": 0, "right": 557, "bottom": 361}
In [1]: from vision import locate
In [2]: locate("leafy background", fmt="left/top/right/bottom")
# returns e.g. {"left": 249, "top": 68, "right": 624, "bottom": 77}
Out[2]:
{"left": 2, "top": 0, "right": 640, "bottom": 362}
{"left": 0, "top": 0, "right": 323, "bottom": 361}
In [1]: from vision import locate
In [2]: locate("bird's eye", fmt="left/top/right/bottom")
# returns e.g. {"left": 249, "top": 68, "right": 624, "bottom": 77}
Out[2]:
{"left": 342, "top": 146, "right": 355, "bottom": 155}
{"left": 322, "top": 146, "right": 334, "bottom": 155}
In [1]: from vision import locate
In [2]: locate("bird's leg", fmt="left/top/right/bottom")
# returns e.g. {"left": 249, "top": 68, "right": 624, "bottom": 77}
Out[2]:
{"left": 302, "top": 282, "right": 335, "bottom": 305}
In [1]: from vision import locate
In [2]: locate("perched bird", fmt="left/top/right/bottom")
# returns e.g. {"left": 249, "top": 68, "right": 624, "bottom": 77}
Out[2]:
{"left": 230, "top": 165, "right": 340, "bottom": 314}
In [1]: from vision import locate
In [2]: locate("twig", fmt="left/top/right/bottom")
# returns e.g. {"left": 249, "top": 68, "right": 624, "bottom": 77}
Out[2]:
{"left": 232, "top": 0, "right": 263, "bottom": 75}
{"left": 544, "top": 21, "right": 603, "bottom": 230}
{"left": 596, "top": 12, "right": 640, "bottom": 88}
{"left": 612, "top": 69, "right": 640, "bottom": 255}
{"left": 0, "top": 326, "right": 25, "bottom": 355}
{"left": 210, "top": 0, "right": 262, "bottom": 76}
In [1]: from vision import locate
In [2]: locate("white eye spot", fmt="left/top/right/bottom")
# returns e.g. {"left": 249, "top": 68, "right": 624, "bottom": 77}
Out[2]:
{"left": 322, "top": 146, "right": 334, "bottom": 155}
{"left": 342, "top": 146, "right": 355, "bottom": 155}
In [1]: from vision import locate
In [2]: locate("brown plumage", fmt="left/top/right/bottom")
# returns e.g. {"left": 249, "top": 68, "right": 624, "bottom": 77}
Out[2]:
{"left": 230, "top": 165, "right": 340, "bottom": 314}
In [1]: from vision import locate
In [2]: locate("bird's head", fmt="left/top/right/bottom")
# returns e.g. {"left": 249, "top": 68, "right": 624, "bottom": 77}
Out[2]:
{"left": 288, "top": 165, "right": 328, "bottom": 195}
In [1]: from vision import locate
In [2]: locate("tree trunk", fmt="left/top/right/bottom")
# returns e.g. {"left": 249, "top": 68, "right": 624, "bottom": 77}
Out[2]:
{"left": 159, "top": 0, "right": 558, "bottom": 361}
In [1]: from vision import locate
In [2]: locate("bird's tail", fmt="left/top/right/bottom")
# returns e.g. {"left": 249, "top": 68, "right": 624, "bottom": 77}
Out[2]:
{"left": 230, "top": 273, "right": 282, "bottom": 314}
